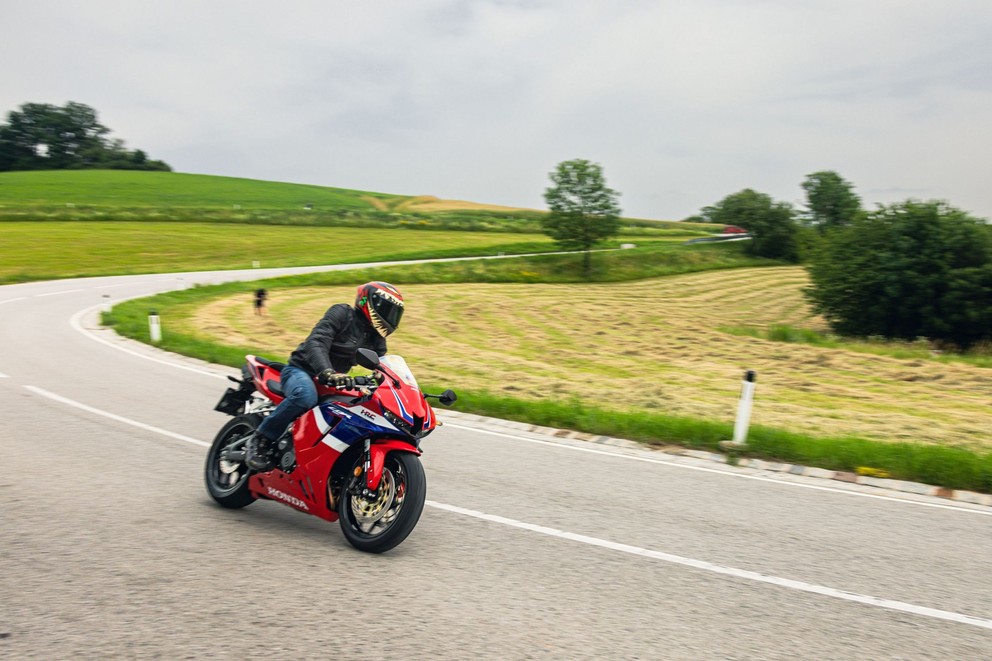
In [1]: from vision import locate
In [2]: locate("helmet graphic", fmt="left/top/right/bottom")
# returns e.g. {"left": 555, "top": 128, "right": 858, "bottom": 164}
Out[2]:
{"left": 355, "top": 281, "right": 404, "bottom": 337}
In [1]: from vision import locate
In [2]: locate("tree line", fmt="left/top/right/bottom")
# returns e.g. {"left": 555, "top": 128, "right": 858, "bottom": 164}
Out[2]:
{"left": 542, "top": 159, "right": 991, "bottom": 350}
{"left": 0, "top": 101, "right": 171, "bottom": 172}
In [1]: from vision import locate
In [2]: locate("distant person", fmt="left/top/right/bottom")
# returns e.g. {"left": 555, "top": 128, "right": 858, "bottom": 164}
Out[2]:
{"left": 254, "top": 288, "right": 268, "bottom": 315}
{"left": 244, "top": 281, "right": 405, "bottom": 471}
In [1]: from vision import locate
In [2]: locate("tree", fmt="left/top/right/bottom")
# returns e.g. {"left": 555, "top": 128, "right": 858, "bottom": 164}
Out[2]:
{"left": 801, "top": 170, "right": 862, "bottom": 232}
{"left": 542, "top": 159, "right": 621, "bottom": 276}
{"left": 682, "top": 204, "right": 721, "bottom": 224}
{"left": 804, "top": 200, "right": 992, "bottom": 348}
{"left": 705, "top": 188, "right": 801, "bottom": 262}
{"left": 0, "top": 101, "right": 171, "bottom": 172}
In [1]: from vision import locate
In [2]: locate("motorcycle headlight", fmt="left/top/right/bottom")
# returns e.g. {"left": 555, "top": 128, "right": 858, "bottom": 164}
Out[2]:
{"left": 383, "top": 410, "right": 415, "bottom": 436}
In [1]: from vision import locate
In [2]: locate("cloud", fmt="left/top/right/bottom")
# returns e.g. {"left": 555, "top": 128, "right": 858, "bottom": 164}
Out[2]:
{"left": 2, "top": 0, "right": 991, "bottom": 219}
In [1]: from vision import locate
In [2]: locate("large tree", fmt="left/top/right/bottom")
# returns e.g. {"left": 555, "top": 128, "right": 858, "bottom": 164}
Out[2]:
{"left": 801, "top": 170, "right": 862, "bottom": 232}
{"left": 542, "top": 159, "right": 621, "bottom": 275}
{"left": 0, "top": 101, "right": 170, "bottom": 172}
{"left": 805, "top": 200, "right": 992, "bottom": 348}
{"left": 705, "top": 188, "right": 801, "bottom": 262}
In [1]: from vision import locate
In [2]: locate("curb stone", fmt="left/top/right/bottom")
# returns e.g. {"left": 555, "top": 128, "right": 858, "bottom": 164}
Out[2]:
{"left": 439, "top": 410, "right": 992, "bottom": 508}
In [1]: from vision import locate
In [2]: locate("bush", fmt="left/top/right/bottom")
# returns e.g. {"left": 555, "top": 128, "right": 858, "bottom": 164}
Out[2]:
{"left": 805, "top": 200, "right": 992, "bottom": 348}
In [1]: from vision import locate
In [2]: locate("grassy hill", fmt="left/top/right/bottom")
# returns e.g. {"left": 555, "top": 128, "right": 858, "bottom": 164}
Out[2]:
{"left": 0, "top": 170, "right": 405, "bottom": 210}
{"left": 0, "top": 170, "right": 713, "bottom": 232}
{"left": 0, "top": 170, "right": 713, "bottom": 282}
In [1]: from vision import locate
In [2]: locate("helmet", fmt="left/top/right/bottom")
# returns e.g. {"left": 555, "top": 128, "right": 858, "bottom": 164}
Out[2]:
{"left": 355, "top": 281, "right": 404, "bottom": 337}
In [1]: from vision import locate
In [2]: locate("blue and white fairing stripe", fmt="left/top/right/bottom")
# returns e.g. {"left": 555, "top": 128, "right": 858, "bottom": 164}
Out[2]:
{"left": 314, "top": 402, "right": 400, "bottom": 452}
{"left": 384, "top": 383, "right": 415, "bottom": 424}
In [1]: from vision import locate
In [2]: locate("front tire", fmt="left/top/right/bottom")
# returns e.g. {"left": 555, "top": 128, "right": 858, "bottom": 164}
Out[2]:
{"left": 205, "top": 414, "right": 260, "bottom": 508}
{"left": 339, "top": 451, "right": 426, "bottom": 553}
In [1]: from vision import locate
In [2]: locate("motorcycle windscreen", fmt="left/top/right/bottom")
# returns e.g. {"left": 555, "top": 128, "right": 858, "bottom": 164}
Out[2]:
{"left": 380, "top": 355, "right": 418, "bottom": 388}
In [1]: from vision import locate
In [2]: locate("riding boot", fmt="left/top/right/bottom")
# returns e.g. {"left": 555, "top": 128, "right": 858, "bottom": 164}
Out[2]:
{"left": 244, "top": 431, "right": 274, "bottom": 471}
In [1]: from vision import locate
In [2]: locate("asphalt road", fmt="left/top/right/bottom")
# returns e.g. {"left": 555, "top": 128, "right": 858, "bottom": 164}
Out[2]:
{"left": 1, "top": 265, "right": 990, "bottom": 660}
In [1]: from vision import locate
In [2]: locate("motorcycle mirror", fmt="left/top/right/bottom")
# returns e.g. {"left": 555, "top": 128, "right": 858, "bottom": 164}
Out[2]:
{"left": 355, "top": 348, "right": 380, "bottom": 370}
{"left": 439, "top": 389, "right": 457, "bottom": 406}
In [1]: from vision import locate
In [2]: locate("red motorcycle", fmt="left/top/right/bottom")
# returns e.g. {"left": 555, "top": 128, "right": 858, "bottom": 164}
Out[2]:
{"left": 205, "top": 348, "right": 456, "bottom": 553}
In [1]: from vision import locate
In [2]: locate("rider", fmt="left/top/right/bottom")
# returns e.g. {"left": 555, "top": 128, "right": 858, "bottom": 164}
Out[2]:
{"left": 244, "top": 281, "right": 405, "bottom": 471}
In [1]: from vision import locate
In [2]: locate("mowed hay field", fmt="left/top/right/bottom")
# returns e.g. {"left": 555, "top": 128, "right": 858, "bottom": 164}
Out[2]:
{"left": 184, "top": 266, "right": 992, "bottom": 451}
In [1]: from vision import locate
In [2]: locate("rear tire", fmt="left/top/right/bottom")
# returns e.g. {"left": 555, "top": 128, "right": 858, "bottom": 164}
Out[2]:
{"left": 338, "top": 451, "right": 426, "bottom": 553}
{"left": 205, "top": 414, "right": 260, "bottom": 508}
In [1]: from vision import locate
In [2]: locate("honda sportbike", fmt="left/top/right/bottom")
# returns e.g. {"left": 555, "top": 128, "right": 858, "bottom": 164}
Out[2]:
{"left": 205, "top": 348, "right": 456, "bottom": 553}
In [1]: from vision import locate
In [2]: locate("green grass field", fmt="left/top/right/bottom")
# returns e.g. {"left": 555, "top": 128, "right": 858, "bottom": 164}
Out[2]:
{"left": 0, "top": 170, "right": 398, "bottom": 209}
{"left": 0, "top": 221, "right": 561, "bottom": 282}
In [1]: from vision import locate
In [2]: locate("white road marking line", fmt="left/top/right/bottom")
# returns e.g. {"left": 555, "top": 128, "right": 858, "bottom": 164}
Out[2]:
{"left": 0, "top": 296, "right": 28, "bottom": 305}
{"left": 20, "top": 382, "right": 991, "bottom": 632}
{"left": 35, "top": 288, "right": 86, "bottom": 297}
{"left": 444, "top": 422, "right": 992, "bottom": 517}
{"left": 0, "top": 372, "right": 8, "bottom": 378}
{"left": 426, "top": 500, "right": 992, "bottom": 632}
{"left": 24, "top": 385, "right": 210, "bottom": 448}
{"left": 69, "top": 302, "right": 227, "bottom": 380}
{"left": 67, "top": 300, "right": 990, "bottom": 517}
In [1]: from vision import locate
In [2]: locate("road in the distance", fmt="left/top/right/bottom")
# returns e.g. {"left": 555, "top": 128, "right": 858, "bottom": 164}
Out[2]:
{"left": 1, "top": 265, "right": 990, "bottom": 659}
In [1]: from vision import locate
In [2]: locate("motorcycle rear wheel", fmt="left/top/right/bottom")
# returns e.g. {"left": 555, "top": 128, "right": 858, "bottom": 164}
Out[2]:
{"left": 338, "top": 451, "right": 426, "bottom": 553}
{"left": 205, "top": 414, "right": 260, "bottom": 509}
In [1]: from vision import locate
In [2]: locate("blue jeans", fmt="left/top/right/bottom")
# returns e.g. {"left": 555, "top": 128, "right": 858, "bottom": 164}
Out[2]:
{"left": 257, "top": 365, "right": 317, "bottom": 441}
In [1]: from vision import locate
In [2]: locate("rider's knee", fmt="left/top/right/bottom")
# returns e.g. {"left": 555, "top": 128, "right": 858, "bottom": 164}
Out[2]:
{"left": 289, "top": 384, "right": 317, "bottom": 410}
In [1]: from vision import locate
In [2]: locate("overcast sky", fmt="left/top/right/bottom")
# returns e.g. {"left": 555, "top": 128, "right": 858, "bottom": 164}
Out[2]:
{"left": 2, "top": 1, "right": 991, "bottom": 220}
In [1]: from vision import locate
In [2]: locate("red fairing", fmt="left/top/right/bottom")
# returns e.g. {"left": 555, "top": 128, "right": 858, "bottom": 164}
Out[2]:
{"left": 379, "top": 379, "right": 429, "bottom": 422}
{"left": 292, "top": 407, "right": 326, "bottom": 449}
{"left": 248, "top": 409, "right": 344, "bottom": 522}
{"left": 246, "top": 355, "right": 286, "bottom": 404}
{"left": 249, "top": 471, "right": 321, "bottom": 517}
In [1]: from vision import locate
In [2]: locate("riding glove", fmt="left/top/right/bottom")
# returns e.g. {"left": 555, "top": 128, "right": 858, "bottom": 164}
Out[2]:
{"left": 318, "top": 369, "right": 355, "bottom": 389}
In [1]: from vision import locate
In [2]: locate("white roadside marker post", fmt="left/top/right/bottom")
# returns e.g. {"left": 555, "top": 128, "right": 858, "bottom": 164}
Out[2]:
{"left": 148, "top": 310, "right": 162, "bottom": 343}
{"left": 720, "top": 369, "right": 756, "bottom": 451}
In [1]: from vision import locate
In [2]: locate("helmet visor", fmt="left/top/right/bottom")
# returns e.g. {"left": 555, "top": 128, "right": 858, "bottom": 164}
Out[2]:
{"left": 370, "top": 289, "right": 404, "bottom": 334}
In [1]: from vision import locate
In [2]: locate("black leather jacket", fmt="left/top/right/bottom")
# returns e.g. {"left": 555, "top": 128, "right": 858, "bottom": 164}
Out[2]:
{"left": 288, "top": 304, "right": 387, "bottom": 376}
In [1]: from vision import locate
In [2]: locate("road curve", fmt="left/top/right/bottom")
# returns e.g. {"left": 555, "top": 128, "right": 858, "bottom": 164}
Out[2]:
{"left": 1, "top": 264, "right": 990, "bottom": 659}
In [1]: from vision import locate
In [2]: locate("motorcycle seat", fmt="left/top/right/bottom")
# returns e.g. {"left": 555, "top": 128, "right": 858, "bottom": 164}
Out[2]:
{"left": 265, "top": 379, "right": 284, "bottom": 397}
{"left": 256, "top": 357, "right": 286, "bottom": 372}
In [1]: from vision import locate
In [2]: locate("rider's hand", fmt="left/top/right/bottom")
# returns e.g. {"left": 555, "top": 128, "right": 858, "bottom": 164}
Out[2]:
{"left": 318, "top": 369, "right": 354, "bottom": 389}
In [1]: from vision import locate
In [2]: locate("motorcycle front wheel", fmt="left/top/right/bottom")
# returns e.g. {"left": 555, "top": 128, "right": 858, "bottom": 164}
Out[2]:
{"left": 204, "top": 414, "right": 260, "bottom": 509}
{"left": 338, "top": 451, "right": 426, "bottom": 553}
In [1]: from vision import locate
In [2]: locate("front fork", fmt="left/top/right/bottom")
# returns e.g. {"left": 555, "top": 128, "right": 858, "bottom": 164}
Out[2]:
{"left": 362, "top": 439, "right": 375, "bottom": 493}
